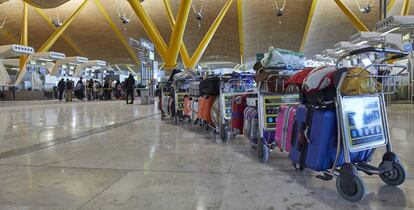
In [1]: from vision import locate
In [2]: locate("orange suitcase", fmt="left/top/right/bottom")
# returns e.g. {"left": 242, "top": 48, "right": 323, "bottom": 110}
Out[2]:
{"left": 198, "top": 95, "right": 216, "bottom": 124}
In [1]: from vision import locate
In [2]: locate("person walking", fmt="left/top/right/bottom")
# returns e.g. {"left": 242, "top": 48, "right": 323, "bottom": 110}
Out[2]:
{"left": 65, "top": 79, "right": 73, "bottom": 102}
{"left": 124, "top": 74, "right": 135, "bottom": 104}
{"left": 57, "top": 78, "right": 65, "bottom": 101}
{"left": 115, "top": 80, "right": 121, "bottom": 99}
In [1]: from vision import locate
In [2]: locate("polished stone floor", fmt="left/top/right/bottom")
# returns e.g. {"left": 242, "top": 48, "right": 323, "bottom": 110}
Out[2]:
{"left": 0, "top": 100, "right": 412, "bottom": 210}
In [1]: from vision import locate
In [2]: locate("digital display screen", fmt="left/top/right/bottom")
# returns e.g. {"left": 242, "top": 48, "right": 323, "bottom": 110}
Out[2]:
{"left": 341, "top": 96, "right": 387, "bottom": 152}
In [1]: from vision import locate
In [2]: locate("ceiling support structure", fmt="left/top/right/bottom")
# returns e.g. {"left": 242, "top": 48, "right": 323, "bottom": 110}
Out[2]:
{"left": 165, "top": 0, "right": 192, "bottom": 69}
{"left": 299, "top": 0, "right": 317, "bottom": 52}
{"left": 34, "top": 7, "right": 85, "bottom": 56}
{"left": 188, "top": 0, "right": 234, "bottom": 68}
{"left": 0, "top": 30, "right": 19, "bottom": 43}
{"left": 19, "top": 2, "right": 28, "bottom": 70}
{"left": 401, "top": 0, "right": 411, "bottom": 16}
{"left": 387, "top": 0, "right": 395, "bottom": 13}
{"left": 37, "top": 0, "right": 89, "bottom": 52}
{"left": 334, "top": 0, "right": 369, "bottom": 32}
{"left": 127, "top": 0, "right": 168, "bottom": 61}
{"left": 163, "top": 0, "right": 191, "bottom": 68}
{"left": 236, "top": 0, "right": 244, "bottom": 65}
{"left": 15, "top": 0, "right": 89, "bottom": 86}
{"left": 93, "top": 0, "right": 141, "bottom": 67}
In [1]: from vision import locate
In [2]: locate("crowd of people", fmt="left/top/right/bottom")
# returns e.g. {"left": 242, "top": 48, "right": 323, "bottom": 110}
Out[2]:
{"left": 57, "top": 74, "right": 136, "bottom": 104}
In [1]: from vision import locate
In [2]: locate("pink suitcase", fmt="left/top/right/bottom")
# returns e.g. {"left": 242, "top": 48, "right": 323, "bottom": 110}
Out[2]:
{"left": 275, "top": 105, "right": 297, "bottom": 153}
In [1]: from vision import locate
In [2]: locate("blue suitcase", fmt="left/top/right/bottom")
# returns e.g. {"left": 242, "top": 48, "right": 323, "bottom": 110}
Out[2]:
{"left": 290, "top": 105, "right": 373, "bottom": 172}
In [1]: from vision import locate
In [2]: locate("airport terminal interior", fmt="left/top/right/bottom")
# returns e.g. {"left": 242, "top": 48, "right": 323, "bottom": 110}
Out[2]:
{"left": 1, "top": 0, "right": 414, "bottom": 209}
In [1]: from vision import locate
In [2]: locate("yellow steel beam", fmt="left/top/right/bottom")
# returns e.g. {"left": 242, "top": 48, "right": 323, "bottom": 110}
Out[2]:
{"left": 19, "top": 2, "right": 29, "bottom": 70}
{"left": 334, "top": 0, "right": 369, "bottom": 32}
{"left": 236, "top": 0, "right": 244, "bottom": 65}
{"left": 387, "top": 0, "right": 396, "bottom": 13}
{"left": 163, "top": 0, "right": 191, "bottom": 68}
{"left": 127, "top": 0, "right": 168, "bottom": 61}
{"left": 38, "top": 0, "right": 89, "bottom": 52}
{"left": 34, "top": 7, "right": 85, "bottom": 56}
{"left": 300, "top": 0, "right": 317, "bottom": 51}
{"left": 401, "top": 0, "right": 411, "bottom": 16}
{"left": 189, "top": 0, "right": 234, "bottom": 68}
{"left": 165, "top": 0, "right": 192, "bottom": 69}
{"left": 0, "top": 29, "right": 19, "bottom": 43}
{"left": 93, "top": 0, "right": 141, "bottom": 67}
{"left": 15, "top": 0, "right": 88, "bottom": 86}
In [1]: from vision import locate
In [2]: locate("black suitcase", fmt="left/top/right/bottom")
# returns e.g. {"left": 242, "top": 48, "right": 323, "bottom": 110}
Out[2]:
{"left": 199, "top": 76, "right": 220, "bottom": 95}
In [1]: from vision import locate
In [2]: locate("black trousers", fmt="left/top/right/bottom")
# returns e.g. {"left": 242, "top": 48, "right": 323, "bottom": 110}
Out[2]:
{"left": 126, "top": 90, "right": 134, "bottom": 104}
{"left": 58, "top": 90, "right": 64, "bottom": 101}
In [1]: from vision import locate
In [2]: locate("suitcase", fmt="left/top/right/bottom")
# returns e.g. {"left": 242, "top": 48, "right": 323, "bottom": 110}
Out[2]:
{"left": 290, "top": 105, "right": 374, "bottom": 172}
{"left": 198, "top": 95, "right": 216, "bottom": 124}
{"left": 189, "top": 81, "right": 201, "bottom": 96}
{"left": 190, "top": 99, "right": 199, "bottom": 121}
{"left": 231, "top": 95, "right": 247, "bottom": 134}
{"left": 211, "top": 97, "right": 221, "bottom": 127}
{"left": 243, "top": 107, "right": 259, "bottom": 141}
{"left": 183, "top": 97, "right": 192, "bottom": 117}
{"left": 162, "top": 96, "right": 170, "bottom": 115}
{"left": 275, "top": 105, "right": 297, "bottom": 153}
{"left": 199, "top": 76, "right": 220, "bottom": 96}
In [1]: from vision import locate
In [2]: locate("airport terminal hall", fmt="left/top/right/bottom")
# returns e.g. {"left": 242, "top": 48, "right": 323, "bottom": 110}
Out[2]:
{"left": 1, "top": 0, "right": 414, "bottom": 209}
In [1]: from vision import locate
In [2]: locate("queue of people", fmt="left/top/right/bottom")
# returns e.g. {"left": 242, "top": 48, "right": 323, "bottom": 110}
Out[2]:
{"left": 56, "top": 75, "right": 136, "bottom": 104}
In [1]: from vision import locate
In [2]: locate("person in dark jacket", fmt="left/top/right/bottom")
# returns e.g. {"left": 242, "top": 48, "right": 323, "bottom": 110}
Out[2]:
{"left": 124, "top": 74, "right": 135, "bottom": 104}
{"left": 65, "top": 79, "right": 73, "bottom": 102}
{"left": 57, "top": 78, "right": 65, "bottom": 101}
{"left": 76, "top": 77, "right": 85, "bottom": 100}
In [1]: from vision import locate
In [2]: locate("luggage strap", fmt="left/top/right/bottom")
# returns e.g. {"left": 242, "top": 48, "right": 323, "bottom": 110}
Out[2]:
{"left": 298, "top": 106, "right": 313, "bottom": 171}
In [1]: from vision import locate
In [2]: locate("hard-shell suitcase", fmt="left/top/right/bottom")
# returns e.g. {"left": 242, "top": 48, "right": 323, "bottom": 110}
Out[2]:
{"left": 231, "top": 95, "right": 247, "bottom": 134}
{"left": 198, "top": 95, "right": 216, "bottom": 124}
{"left": 162, "top": 96, "right": 171, "bottom": 115}
{"left": 190, "top": 99, "right": 199, "bottom": 121}
{"left": 183, "top": 97, "right": 192, "bottom": 117}
{"left": 275, "top": 105, "right": 297, "bottom": 153}
{"left": 243, "top": 107, "right": 259, "bottom": 141}
{"left": 290, "top": 105, "right": 373, "bottom": 172}
{"left": 189, "top": 81, "right": 201, "bottom": 96}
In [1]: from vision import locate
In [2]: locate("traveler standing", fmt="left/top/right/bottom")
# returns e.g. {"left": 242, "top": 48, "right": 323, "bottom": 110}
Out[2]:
{"left": 87, "top": 79, "right": 94, "bottom": 100}
{"left": 76, "top": 77, "right": 85, "bottom": 100}
{"left": 115, "top": 80, "right": 121, "bottom": 99}
{"left": 57, "top": 78, "right": 65, "bottom": 101}
{"left": 103, "top": 80, "right": 110, "bottom": 100}
{"left": 124, "top": 74, "right": 135, "bottom": 104}
{"left": 66, "top": 79, "right": 73, "bottom": 101}
{"left": 93, "top": 80, "right": 100, "bottom": 100}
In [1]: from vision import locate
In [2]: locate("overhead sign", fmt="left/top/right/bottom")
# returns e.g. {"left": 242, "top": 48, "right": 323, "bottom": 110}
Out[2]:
{"left": 139, "top": 38, "right": 154, "bottom": 51}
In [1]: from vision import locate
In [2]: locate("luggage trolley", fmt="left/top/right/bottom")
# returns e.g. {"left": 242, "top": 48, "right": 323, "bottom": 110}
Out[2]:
{"left": 326, "top": 47, "right": 408, "bottom": 202}
{"left": 256, "top": 71, "right": 300, "bottom": 163}
{"left": 215, "top": 73, "right": 255, "bottom": 143}
{"left": 173, "top": 78, "right": 190, "bottom": 125}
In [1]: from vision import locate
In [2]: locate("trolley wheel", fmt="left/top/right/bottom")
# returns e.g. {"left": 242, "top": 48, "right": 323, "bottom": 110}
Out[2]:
{"left": 219, "top": 124, "right": 229, "bottom": 143}
{"left": 257, "top": 139, "right": 270, "bottom": 163}
{"left": 379, "top": 162, "right": 406, "bottom": 186}
{"left": 336, "top": 174, "right": 367, "bottom": 202}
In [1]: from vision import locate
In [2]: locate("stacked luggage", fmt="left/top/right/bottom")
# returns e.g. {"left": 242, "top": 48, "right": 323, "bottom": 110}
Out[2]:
{"left": 271, "top": 47, "right": 408, "bottom": 202}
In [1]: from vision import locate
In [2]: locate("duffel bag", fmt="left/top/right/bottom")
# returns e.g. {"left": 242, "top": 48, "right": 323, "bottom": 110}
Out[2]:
{"left": 199, "top": 76, "right": 220, "bottom": 95}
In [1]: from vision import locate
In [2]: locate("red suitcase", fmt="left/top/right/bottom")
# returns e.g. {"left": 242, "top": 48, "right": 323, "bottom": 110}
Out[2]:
{"left": 231, "top": 95, "right": 247, "bottom": 134}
